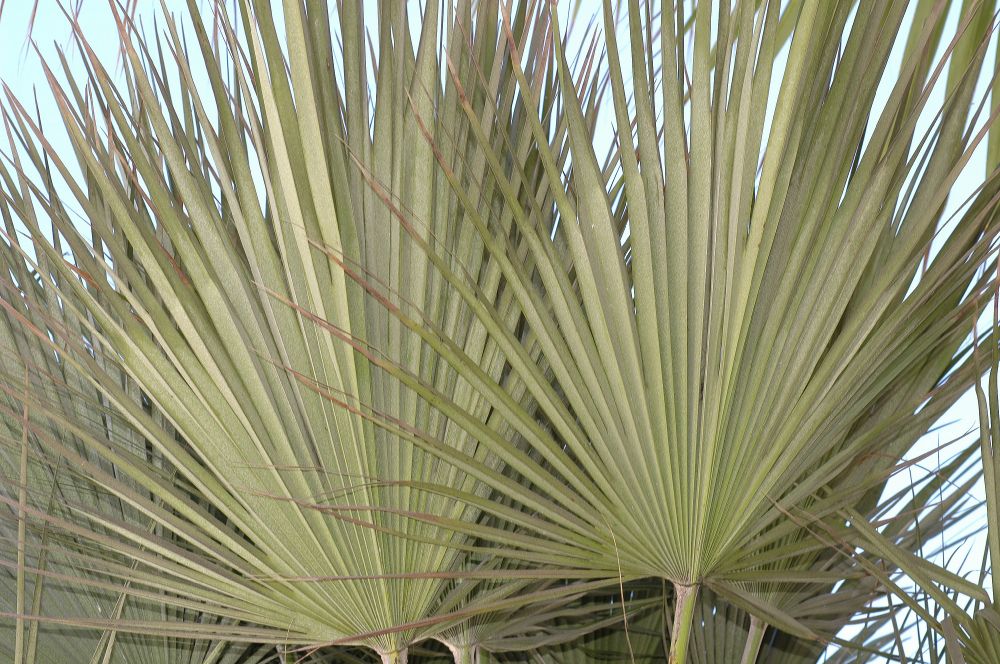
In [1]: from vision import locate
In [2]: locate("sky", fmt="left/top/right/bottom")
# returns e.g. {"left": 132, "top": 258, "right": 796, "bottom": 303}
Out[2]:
{"left": 0, "top": 0, "right": 993, "bottom": 658}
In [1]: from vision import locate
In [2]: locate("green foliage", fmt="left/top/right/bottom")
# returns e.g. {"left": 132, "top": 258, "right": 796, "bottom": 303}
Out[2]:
{"left": 0, "top": 1, "right": 997, "bottom": 662}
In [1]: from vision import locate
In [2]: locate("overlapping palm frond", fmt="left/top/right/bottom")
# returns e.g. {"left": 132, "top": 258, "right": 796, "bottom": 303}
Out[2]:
{"left": 527, "top": 602, "right": 667, "bottom": 663}
{"left": 1, "top": 0, "right": 999, "bottom": 663}
{"left": 320, "top": 0, "right": 1000, "bottom": 656}
{"left": 850, "top": 323, "right": 999, "bottom": 663}
{"left": 0, "top": 299, "right": 277, "bottom": 662}
{"left": 0, "top": 0, "right": 612, "bottom": 660}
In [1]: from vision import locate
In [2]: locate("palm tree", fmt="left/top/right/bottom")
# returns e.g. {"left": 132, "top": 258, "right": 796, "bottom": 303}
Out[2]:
{"left": 0, "top": 1, "right": 997, "bottom": 662}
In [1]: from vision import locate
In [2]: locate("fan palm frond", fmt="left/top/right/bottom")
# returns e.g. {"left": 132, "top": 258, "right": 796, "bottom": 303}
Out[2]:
{"left": 1, "top": 1, "right": 998, "bottom": 663}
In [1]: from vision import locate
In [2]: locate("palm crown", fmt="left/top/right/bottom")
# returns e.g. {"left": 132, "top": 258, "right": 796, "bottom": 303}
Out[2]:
{"left": 0, "top": 1, "right": 998, "bottom": 663}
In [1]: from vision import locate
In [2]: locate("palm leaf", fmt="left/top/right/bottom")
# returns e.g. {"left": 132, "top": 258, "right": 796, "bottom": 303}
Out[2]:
{"left": 0, "top": 1, "right": 998, "bottom": 662}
